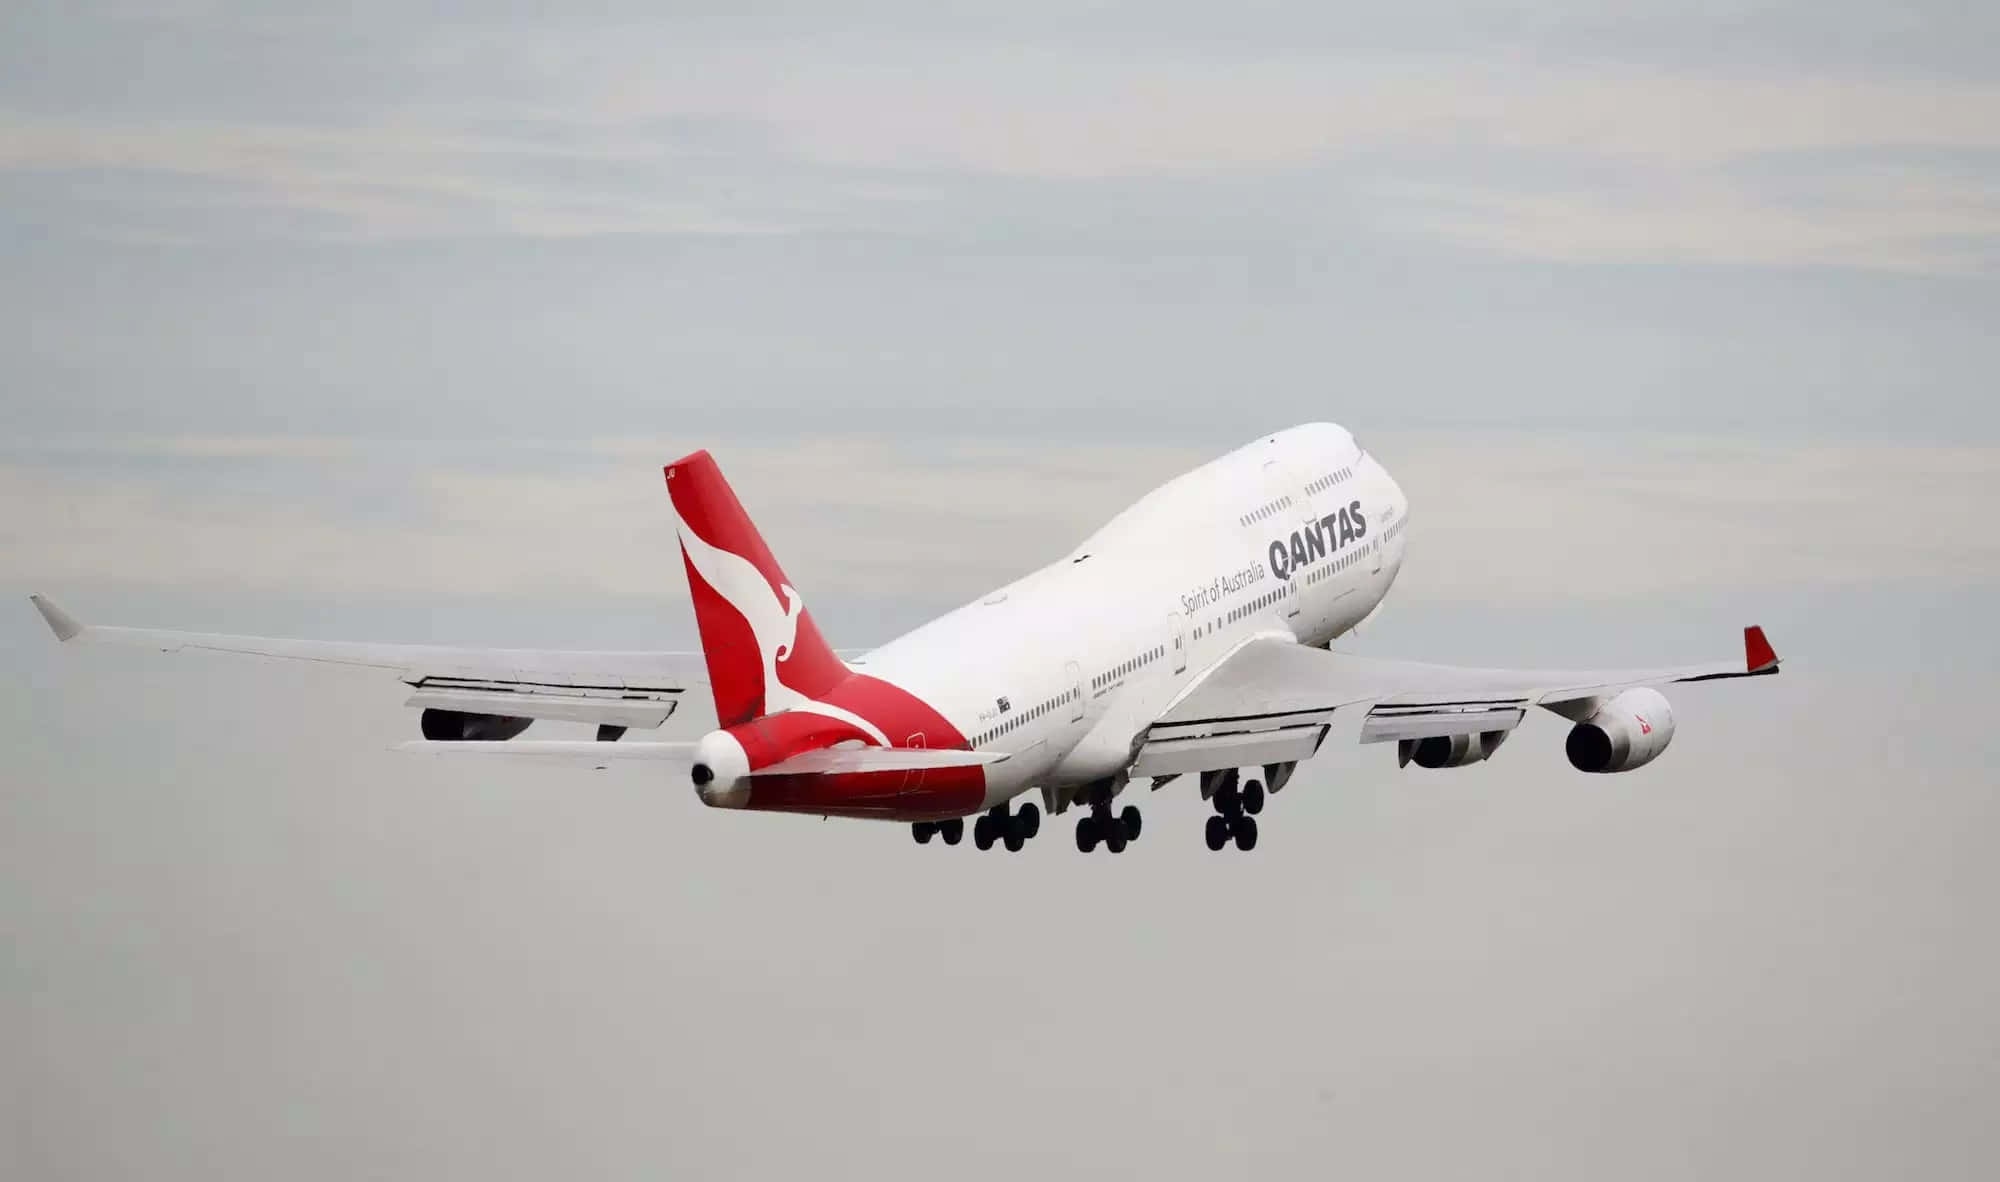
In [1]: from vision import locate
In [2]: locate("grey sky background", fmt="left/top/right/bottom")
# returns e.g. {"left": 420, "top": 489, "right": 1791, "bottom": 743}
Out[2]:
{"left": 4, "top": 3, "right": 1999, "bottom": 1179}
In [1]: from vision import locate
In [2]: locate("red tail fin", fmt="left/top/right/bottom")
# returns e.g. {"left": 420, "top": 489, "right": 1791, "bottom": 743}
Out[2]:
{"left": 665, "top": 451, "right": 848, "bottom": 727}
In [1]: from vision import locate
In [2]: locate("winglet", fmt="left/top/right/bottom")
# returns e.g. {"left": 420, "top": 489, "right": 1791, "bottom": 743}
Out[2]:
{"left": 1744, "top": 625, "right": 1779, "bottom": 673}
{"left": 29, "top": 594, "right": 83, "bottom": 642}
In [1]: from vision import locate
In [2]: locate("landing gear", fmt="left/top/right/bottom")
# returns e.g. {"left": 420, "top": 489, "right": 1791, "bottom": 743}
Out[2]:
{"left": 1075, "top": 799, "right": 1142, "bottom": 854}
{"left": 963, "top": 802, "right": 1039, "bottom": 852}
{"left": 1213, "top": 780, "right": 1240, "bottom": 816}
{"left": 912, "top": 818, "right": 967, "bottom": 846}
{"left": 1202, "top": 769, "right": 1264, "bottom": 852}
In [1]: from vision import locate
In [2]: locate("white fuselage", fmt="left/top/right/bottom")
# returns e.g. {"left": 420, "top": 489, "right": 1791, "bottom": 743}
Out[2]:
{"left": 851, "top": 423, "right": 1409, "bottom": 806}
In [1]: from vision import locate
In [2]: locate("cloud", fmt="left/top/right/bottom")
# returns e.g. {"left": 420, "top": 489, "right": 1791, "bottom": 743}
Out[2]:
{"left": 5, "top": 27, "right": 1999, "bottom": 269}
{"left": 5, "top": 434, "right": 1994, "bottom": 610}
{"left": 1374, "top": 432, "right": 2000, "bottom": 599}
{"left": 1375, "top": 164, "right": 2000, "bottom": 273}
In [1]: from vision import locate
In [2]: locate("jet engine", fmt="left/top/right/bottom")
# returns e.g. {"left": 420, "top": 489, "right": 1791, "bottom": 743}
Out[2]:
{"left": 1401, "top": 729, "right": 1510, "bottom": 769}
{"left": 1564, "top": 687, "right": 1675, "bottom": 773}
{"left": 419, "top": 708, "right": 533, "bottom": 742}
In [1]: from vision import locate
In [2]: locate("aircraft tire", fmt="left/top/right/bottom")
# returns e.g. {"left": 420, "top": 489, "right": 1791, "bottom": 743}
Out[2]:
{"left": 1214, "top": 782, "right": 1241, "bottom": 817}
{"left": 1232, "top": 814, "right": 1259, "bottom": 852}
{"left": 913, "top": 822, "right": 935, "bottom": 844}
{"left": 1205, "top": 815, "right": 1230, "bottom": 851}
{"left": 1105, "top": 829, "right": 1128, "bottom": 854}
{"left": 1120, "top": 805, "right": 1142, "bottom": 841}
{"left": 1242, "top": 780, "right": 1265, "bottom": 815}
{"left": 974, "top": 815, "right": 996, "bottom": 850}
{"left": 1075, "top": 816, "right": 1098, "bottom": 853}
{"left": 1017, "top": 803, "right": 1040, "bottom": 840}
{"left": 939, "top": 818, "right": 963, "bottom": 845}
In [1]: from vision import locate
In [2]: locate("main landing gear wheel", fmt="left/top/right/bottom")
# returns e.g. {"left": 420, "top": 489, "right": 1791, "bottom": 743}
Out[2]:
{"left": 1213, "top": 782, "right": 1240, "bottom": 817}
{"left": 912, "top": 821, "right": 935, "bottom": 845}
{"left": 1000, "top": 803, "right": 1037, "bottom": 852}
{"left": 975, "top": 803, "right": 1034, "bottom": 852}
{"left": 938, "top": 818, "right": 963, "bottom": 846}
{"left": 1203, "top": 776, "right": 1262, "bottom": 851}
{"left": 1076, "top": 801, "right": 1139, "bottom": 854}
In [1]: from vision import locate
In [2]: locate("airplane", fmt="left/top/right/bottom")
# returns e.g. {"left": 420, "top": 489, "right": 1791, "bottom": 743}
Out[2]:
{"left": 28, "top": 422, "right": 1779, "bottom": 854}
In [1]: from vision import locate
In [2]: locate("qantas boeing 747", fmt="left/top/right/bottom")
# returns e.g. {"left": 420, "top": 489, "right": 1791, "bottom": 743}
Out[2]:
{"left": 30, "top": 423, "right": 1779, "bottom": 853}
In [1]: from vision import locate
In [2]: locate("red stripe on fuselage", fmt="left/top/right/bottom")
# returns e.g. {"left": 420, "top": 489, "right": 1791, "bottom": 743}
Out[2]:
{"left": 726, "top": 672, "right": 981, "bottom": 819}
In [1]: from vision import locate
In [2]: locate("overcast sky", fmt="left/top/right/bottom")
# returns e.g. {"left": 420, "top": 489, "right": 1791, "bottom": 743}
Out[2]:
{"left": 4, "top": 4, "right": 1998, "bottom": 1180}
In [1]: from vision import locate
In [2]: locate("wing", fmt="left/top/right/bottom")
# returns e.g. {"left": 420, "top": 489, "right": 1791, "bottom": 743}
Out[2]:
{"left": 1134, "top": 626, "right": 1780, "bottom": 776}
{"left": 398, "top": 740, "right": 702, "bottom": 764}
{"left": 30, "top": 594, "right": 705, "bottom": 732}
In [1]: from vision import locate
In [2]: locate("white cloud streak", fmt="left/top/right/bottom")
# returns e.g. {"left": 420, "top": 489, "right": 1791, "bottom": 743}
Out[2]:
{"left": 5, "top": 46, "right": 1998, "bottom": 269}
{"left": 4, "top": 434, "right": 1994, "bottom": 607}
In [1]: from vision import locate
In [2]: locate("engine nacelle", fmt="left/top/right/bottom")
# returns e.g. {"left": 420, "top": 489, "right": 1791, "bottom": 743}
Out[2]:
{"left": 1402, "top": 729, "right": 1510, "bottom": 769}
{"left": 1564, "top": 688, "right": 1675, "bottom": 773}
{"left": 419, "top": 708, "right": 533, "bottom": 742}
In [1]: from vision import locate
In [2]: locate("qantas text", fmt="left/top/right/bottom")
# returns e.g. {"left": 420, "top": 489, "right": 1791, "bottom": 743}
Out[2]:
{"left": 1266, "top": 501, "right": 1366, "bottom": 580}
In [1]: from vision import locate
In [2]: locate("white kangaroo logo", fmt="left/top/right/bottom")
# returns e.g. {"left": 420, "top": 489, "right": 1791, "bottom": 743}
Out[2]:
{"left": 676, "top": 519, "right": 889, "bottom": 746}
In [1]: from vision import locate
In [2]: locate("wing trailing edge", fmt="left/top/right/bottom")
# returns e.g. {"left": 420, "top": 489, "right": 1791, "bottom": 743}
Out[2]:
{"left": 1135, "top": 625, "right": 1782, "bottom": 773}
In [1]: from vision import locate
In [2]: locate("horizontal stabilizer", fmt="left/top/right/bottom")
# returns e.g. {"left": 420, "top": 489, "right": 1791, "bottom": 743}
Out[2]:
{"left": 396, "top": 740, "right": 700, "bottom": 765}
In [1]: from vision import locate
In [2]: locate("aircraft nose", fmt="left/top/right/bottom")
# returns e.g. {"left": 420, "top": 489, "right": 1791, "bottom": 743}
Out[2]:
{"left": 691, "top": 729, "right": 751, "bottom": 808}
